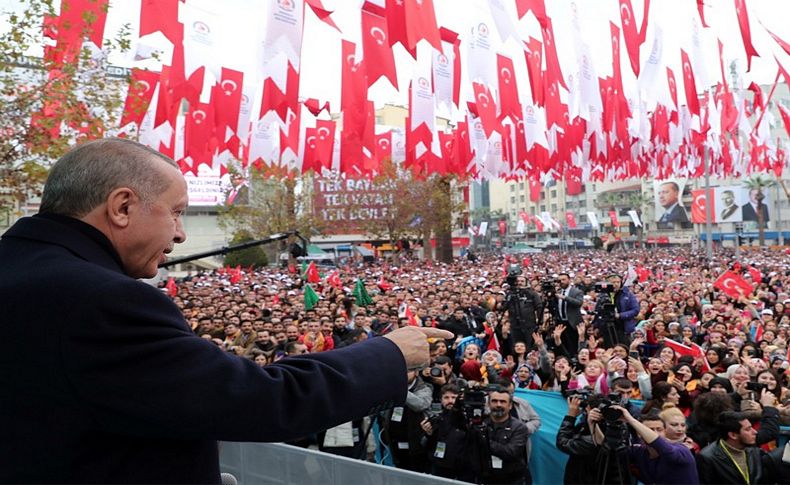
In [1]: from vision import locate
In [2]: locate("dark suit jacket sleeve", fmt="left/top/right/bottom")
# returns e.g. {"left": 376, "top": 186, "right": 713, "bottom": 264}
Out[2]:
{"left": 565, "top": 287, "right": 584, "bottom": 307}
{"left": 59, "top": 279, "right": 407, "bottom": 442}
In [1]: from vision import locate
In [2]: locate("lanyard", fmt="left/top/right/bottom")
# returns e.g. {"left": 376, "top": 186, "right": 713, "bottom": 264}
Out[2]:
{"left": 719, "top": 440, "right": 750, "bottom": 485}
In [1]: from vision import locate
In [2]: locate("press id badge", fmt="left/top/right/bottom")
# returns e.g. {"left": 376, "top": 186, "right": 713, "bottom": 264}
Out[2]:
{"left": 352, "top": 428, "right": 360, "bottom": 443}
{"left": 397, "top": 442, "right": 409, "bottom": 449}
{"left": 391, "top": 407, "right": 404, "bottom": 422}
{"left": 491, "top": 456, "right": 503, "bottom": 469}
{"left": 434, "top": 441, "right": 447, "bottom": 459}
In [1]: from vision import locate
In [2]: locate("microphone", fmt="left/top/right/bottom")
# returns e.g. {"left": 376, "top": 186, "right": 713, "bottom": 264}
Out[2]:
{"left": 220, "top": 472, "right": 238, "bottom": 485}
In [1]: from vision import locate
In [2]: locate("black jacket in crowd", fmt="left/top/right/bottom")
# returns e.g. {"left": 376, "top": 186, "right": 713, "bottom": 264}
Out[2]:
{"left": 473, "top": 415, "right": 529, "bottom": 483}
{"left": 697, "top": 440, "right": 764, "bottom": 485}
{"left": 422, "top": 408, "right": 470, "bottom": 478}
{"left": 556, "top": 415, "right": 599, "bottom": 485}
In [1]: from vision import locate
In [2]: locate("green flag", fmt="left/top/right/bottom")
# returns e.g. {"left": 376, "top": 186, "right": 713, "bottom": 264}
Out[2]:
{"left": 353, "top": 278, "right": 373, "bottom": 307}
{"left": 304, "top": 284, "right": 320, "bottom": 310}
{"left": 300, "top": 260, "right": 308, "bottom": 279}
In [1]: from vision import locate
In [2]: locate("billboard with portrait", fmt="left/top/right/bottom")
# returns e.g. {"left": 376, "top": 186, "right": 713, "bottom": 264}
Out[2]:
{"left": 653, "top": 179, "right": 689, "bottom": 223}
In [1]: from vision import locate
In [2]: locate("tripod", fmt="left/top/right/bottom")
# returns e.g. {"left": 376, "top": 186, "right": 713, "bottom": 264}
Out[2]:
{"left": 596, "top": 422, "right": 631, "bottom": 485}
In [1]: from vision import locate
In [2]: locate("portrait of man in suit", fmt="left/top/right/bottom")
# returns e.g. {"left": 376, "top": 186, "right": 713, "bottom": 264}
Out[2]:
{"left": 741, "top": 188, "right": 770, "bottom": 226}
{"left": 719, "top": 190, "right": 739, "bottom": 221}
{"left": 657, "top": 181, "right": 689, "bottom": 223}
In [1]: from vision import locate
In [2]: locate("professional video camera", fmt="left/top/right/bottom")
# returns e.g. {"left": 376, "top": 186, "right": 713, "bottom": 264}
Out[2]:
{"left": 504, "top": 264, "right": 522, "bottom": 288}
{"left": 596, "top": 393, "right": 626, "bottom": 423}
{"left": 454, "top": 381, "right": 499, "bottom": 427}
{"left": 540, "top": 278, "right": 557, "bottom": 298}
{"left": 562, "top": 388, "right": 593, "bottom": 408}
{"left": 593, "top": 282, "right": 618, "bottom": 342}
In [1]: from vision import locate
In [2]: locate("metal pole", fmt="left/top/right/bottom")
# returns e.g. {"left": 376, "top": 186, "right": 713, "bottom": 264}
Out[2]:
{"left": 776, "top": 183, "right": 784, "bottom": 246}
{"left": 704, "top": 148, "right": 713, "bottom": 260}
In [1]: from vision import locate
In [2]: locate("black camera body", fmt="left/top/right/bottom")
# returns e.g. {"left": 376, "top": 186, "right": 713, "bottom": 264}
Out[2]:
{"left": 597, "top": 393, "right": 625, "bottom": 422}
{"left": 562, "top": 388, "right": 592, "bottom": 408}
{"left": 429, "top": 366, "right": 444, "bottom": 378}
{"left": 505, "top": 264, "right": 522, "bottom": 288}
{"left": 745, "top": 381, "right": 768, "bottom": 394}
{"left": 455, "top": 382, "right": 499, "bottom": 427}
{"left": 541, "top": 279, "right": 557, "bottom": 297}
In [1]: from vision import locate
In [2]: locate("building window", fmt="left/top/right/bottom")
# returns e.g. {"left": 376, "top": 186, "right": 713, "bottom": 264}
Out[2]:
{"left": 519, "top": 182, "right": 525, "bottom": 189}
{"left": 551, "top": 189, "right": 557, "bottom": 198}
{"left": 580, "top": 200, "right": 586, "bottom": 208}
{"left": 551, "top": 204, "right": 557, "bottom": 211}
{"left": 540, "top": 205, "right": 546, "bottom": 212}
{"left": 510, "top": 185, "right": 515, "bottom": 192}
{"left": 520, "top": 195, "right": 525, "bottom": 202}
{"left": 510, "top": 196, "right": 516, "bottom": 204}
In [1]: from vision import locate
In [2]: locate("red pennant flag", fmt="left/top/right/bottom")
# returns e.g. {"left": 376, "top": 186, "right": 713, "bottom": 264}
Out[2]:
{"left": 565, "top": 212, "right": 577, "bottom": 229}
{"left": 496, "top": 54, "right": 521, "bottom": 121}
{"left": 213, "top": 68, "right": 244, "bottom": 139}
{"left": 748, "top": 266, "right": 762, "bottom": 283}
{"left": 680, "top": 49, "right": 700, "bottom": 116}
{"left": 140, "top": 0, "right": 181, "bottom": 44}
{"left": 485, "top": 323, "right": 500, "bottom": 352}
{"left": 609, "top": 210, "right": 620, "bottom": 227}
{"left": 405, "top": 305, "right": 419, "bottom": 326}
{"left": 764, "top": 26, "right": 790, "bottom": 57}
{"left": 165, "top": 277, "right": 177, "bottom": 297}
{"left": 304, "top": 98, "right": 331, "bottom": 116}
{"left": 185, "top": 101, "right": 216, "bottom": 168}
{"left": 516, "top": 0, "right": 547, "bottom": 26}
{"left": 714, "top": 270, "right": 753, "bottom": 299}
{"left": 619, "top": 0, "right": 641, "bottom": 76}
{"left": 230, "top": 266, "right": 242, "bottom": 284}
{"left": 404, "top": 0, "right": 441, "bottom": 51}
{"left": 120, "top": 68, "right": 159, "bottom": 127}
{"left": 313, "top": 119, "right": 336, "bottom": 169}
{"left": 540, "top": 18, "right": 566, "bottom": 90}
{"left": 690, "top": 189, "right": 709, "bottom": 224}
{"left": 533, "top": 215, "right": 545, "bottom": 232}
{"left": 375, "top": 130, "right": 393, "bottom": 164}
{"left": 326, "top": 270, "right": 342, "bottom": 289}
{"left": 472, "top": 82, "right": 500, "bottom": 137}
{"left": 529, "top": 177, "right": 542, "bottom": 202}
{"left": 377, "top": 274, "right": 392, "bottom": 292}
{"left": 361, "top": 7, "right": 398, "bottom": 89}
{"left": 524, "top": 37, "right": 544, "bottom": 107}
{"left": 305, "top": 262, "right": 321, "bottom": 284}
{"left": 747, "top": 82, "right": 764, "bottom": 110}
{"left": 734, "top": 0, "right": 760, "bottom": 72}
{"left": 662, "top": 339, "right": 711, "bottom": 372}
{"left": 696, "top": 0, "right": 709, "bottom": 28}
{"left": 305, "top": 0, "right": 341, "bottom": 31}
{"left": 666, "top": 67, "right": 679, "bottom": 110}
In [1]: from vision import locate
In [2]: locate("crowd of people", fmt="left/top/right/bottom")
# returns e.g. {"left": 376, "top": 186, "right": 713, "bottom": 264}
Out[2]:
{"left": 166, "top": 246, "right": 790, "bottom": 484}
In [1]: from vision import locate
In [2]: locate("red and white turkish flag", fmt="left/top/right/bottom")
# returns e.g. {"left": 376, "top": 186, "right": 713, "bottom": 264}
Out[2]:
{"left": 714, "top": 270, "right": 754, "bottom": 299}
{"left": 540, "top": 18, "right": 566, "bottom": 89}
{"left": 532, "top": 214, "right": 545, "bottom": 232}
{"left": 618, "top": 0, "right": 641, "bottom": 76}
{"left": 666, "top": 67, "right": 678, "bottom": 110}
{"left": 185, "top": 101, "right": 216, "bottom": 168}
{"left": 690, "top": 189, "right": 712, "bottom": 224}
{"left": 662, "top": 339, "right": 711, "bottom": 372}
{"left": 213, "top": 67, "right": 244, "bottom": 140}
{"left": 403, "top": 0, "right": 442, "bottom": 52}
{"left": 312, "top": 119, "right": 335, "bottom": 170}
{"left": 565, "top": 211, "right": 577, "bottom": 229}
{"left": 120, "top": 68, "right": 159, "bottom": 128}
{"left": 681, "top": 49, "right": 700, "bottom": 116}
{"left": 375, "top": 130, "right": 392, "bottom": 164}
{"left": 523, "top": 37, "right": 544, "bottom": 106}
{"left": 498, "top": 220, "right": 507, "bottom": 236}
{"left": 472, "top": 82, "right": 500, "bottom": 138}
{"left": 609, "top": 210, "right": 620, "bottom": 227}
{"left": 734, "top": 0, "right": 760, "bottom": 72}
{"left": 361, "top": 6, "right": 398, "bottom": 89}
{"left": 497, "top": 54, "right": 521, "bottom": 122}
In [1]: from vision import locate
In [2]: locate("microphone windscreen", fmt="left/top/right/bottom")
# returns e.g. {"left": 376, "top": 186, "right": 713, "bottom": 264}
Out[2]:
{"left": 220, "top": 472, "right": 238, "bottom": 485}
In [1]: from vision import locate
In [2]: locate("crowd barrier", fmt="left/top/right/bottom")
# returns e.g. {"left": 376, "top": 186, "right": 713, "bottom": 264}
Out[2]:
{"left": 219, "top": 389, "right": 790, "bottom": 485}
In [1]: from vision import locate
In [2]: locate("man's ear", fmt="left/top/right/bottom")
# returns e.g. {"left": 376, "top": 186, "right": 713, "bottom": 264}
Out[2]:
{"left": 105, "top": 187, "right": 137, "bottom": 228}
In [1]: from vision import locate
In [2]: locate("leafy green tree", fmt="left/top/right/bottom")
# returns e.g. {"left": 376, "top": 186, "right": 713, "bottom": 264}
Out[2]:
{"left": 222, "top": 230, "right": 269, "bottom": 268}
{"left": 0, "top": 0, "right": 129, "bottom": 213}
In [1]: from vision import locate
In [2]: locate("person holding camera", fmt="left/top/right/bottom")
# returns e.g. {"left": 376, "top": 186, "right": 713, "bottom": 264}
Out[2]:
{"left": 470, "top": 387, "right": 531, "bottom": 484}
{"left": 506, "top": 274, "right": 543, "bottom": 350}
{"left": 419, "top": 384, "right": 473, "bottom": 482}
{"left": 594, "top": 275, "right": 639, "bottom": 348}
{"left": 556, "top": 273, "right": 584, "bottom": 355}
{"left": 609, "top": 406, "right": 699, "bottom": 484}
{"left": 383, "top": 369, "right": 433, "bottom": 472}
{"left": 422, "top": 355, "right": 457, "bottom": 411}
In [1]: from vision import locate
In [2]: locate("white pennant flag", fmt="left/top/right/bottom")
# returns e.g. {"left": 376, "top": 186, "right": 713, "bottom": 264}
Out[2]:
{"left": 488, "top": 0, "right": 519, "bottom": 42}
{"left": 433, "top": 39, "right": 455, "bottom": 112}
{"left": 522, "top": 104, "right": 549, "bottom": 149}
{"left": 587, "top": 212, "right": 600, "bottom": 229}
{"left": 628, "top": 210, "right": 642, "bottom": 227}
{"left": 467, "top": 17, "right": 496, "bottom": 86}
{"left": 478, "top": 221, "right": 489, "bottom": 236}
{"left": 516, "top": 219, "right": 526, "bottom": 234}
{"left": 639, "top": 25, "right": 665, "bottom": 109}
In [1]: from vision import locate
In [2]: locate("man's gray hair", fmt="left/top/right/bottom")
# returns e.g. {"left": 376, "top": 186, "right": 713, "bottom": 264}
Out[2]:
{"left": 40, "top": 138, "right": 179, "bottom": 217}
